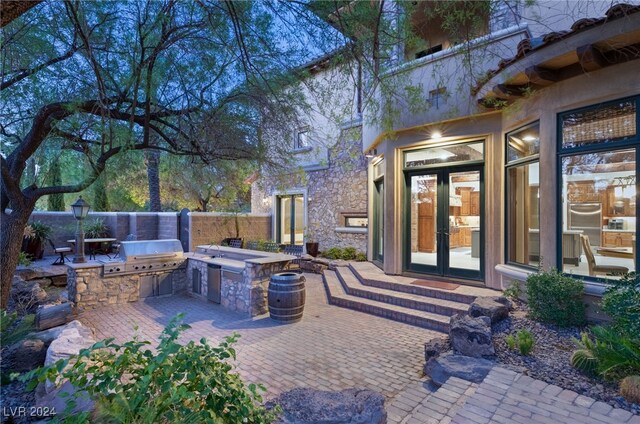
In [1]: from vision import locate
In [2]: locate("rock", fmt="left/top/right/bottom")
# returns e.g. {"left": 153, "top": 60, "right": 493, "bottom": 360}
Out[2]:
{"left": 468, "top": 296, "right": 512, "bottom": 323}
{"left": 44, "top": 324, "right": 97, "bottom": 394}
{"left": 2, "top": 339, "right": 47, "bottom": 372}
{"left": 300, "top": 260, "right": 328, "bottom": 274}
{"left": 301, "top": 254, "right": 314, "bottom": 261}
{"left": 58, "top": 290, "right": 69, "bottom": 303}
{"left": 10, "top": 279, "right": 48, "bottom": 311}
{"left": 14, "top": 267, "right": 61, "bottom": 281}
{"left": 312, "top": 257, "right": 331, "bottom": 266}
{"left": 424, "top": 351, "right": 494, "bottom": 386}
{"left": 424, "top": 337, "right": 450, "bottom": 361}
{"left": 35, "top": 380, "right": 94, "bottom": 417}
{"left": 29, "top": 320, "right": 94, "bottom": 344}
{"left": 32, "top": 278, "right": 53, "bottom": 288}
{"left": 50, "top": 275, "right": 68, "bottom": 287}
{"left": 449, "top": 314, "right": 494, "bottom": 358}
{"left": 268, "top": 388, "right": 386, "bottom": 424}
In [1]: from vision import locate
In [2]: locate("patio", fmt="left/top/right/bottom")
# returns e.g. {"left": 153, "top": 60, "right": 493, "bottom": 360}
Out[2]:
{"left": 78, "top": 272, "right": 439, "bottom": 400}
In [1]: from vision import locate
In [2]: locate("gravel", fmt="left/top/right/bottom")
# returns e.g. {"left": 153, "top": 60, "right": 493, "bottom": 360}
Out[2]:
{"left": 492, "top": 301, "right": 640, "bottom": 415}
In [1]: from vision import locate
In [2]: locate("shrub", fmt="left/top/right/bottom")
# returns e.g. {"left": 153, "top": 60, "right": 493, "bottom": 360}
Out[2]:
{"left": 502, "top": 281, "right": 522, "bottom": 300}
{"left": 28, "top": 221, "right": 52, "bottom": 242}
{"left": 355, "top": 252, "right": 367, "bottom": 262}
{"left": 0, "top": 310, "right": 35, "bottom": 347}
{"left": 342, "top": 247, "right": 357, "bottom": 260}
{"left": 17, "top": 251, "right": 32, "bottom": 267}
{"left": 620, "top": 375, "right": 640, "bottom": 404}
{"left": 322, "top": 247, "right": 344, "bottom": 260}
{"left": 84, "top": 218, "right": 110, "bottom": 238}
{"left": 571, "top": 326, "right": 640, "bottom": 380}
{"left": 525, "top": 268, "right": 585, "bottom": 327}
{"left": 22, "top": 314, "right": 279, "bottom": 423}
{"left": 504, "top": 330, "right": 534, "bottom": 355}
{"left": 601, "top": 272, "right": 640, "bottom": 338}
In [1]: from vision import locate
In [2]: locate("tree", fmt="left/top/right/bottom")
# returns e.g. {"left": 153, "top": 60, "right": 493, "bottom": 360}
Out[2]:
{"left": 46, "top": 158, "right": 64, "bottom": 211}
{"left": 0, "top": 0, "right": 338, "bottom": 307}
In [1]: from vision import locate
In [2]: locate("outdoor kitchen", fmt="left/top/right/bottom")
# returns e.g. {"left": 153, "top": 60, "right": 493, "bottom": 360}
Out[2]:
{"left": 65, "top": 240, "right": 295, "bottom": 316}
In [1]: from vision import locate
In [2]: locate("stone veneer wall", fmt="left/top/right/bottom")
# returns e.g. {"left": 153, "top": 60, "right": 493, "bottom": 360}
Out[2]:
{"left": 187, "top": 258, "right": 290, "bottom": 317}
{"left": 67, "top": 263, "right": 188, "bottom": 309}
{"left": 252, "top": 128, "right": 368, "bottom": 252}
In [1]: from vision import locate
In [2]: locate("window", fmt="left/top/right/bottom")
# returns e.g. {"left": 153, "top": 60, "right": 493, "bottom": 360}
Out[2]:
{"left": 294, "top": 128, "right": 310, "bottom": 150}
{"left": 404, "top": 141, "right": 484, "bottom": 169}
{"left": 505, "top": 122, "right": 540, "bottom": 268}
{"left": 345, "top": 216, "right": 368, "bottom": 228}
{"left": 559, "top": 97, "right": 637, "bottom": 280}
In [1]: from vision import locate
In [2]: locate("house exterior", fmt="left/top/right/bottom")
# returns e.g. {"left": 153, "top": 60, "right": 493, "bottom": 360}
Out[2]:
{"left": 253, "top": 1, "right": 639, "bottom": 292}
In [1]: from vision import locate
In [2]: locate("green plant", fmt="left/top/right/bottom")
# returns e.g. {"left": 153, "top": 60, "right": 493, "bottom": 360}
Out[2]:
{"left": 17, "top": 251, "right": 32, "bottom": 267}
{"left": 504, "top": 330, "right": 534, "bottom": 355}
{"left": 84, "top": 218, "right": 110, "bottom": 238}
{"left": 355, "top": 252, "right": 367, "bottom": 262}
{"left": 22, "top": 314, "right": 279, "bottom": 423}
{"left": 571, "top": 326, "right": 640, "bottom": 380}
{"left": 601, "top": 272, "right": 640, "bottom": 338}
{"left": 0, "top": 310, "right": 35, "bottom": 347}
{"left": 502, "top": 281, "right": 522, "bottom": 300}
{"left": 342, "top": 247, "right": 357, "bottom": 260}
{"left": 322, "top": 247, "right": 344, "bottom": 260}
{"left": 620, "top": 375, "right": 640, "bottom": 404}
{"left": 525, "top": 268, "right": 586, "bottom": 327}
{"left": 27, "top": 221, "right": 52, "bottom": 242}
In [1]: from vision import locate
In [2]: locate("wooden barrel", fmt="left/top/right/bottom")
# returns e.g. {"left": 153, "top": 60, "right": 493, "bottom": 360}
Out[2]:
{"left": 268, "top": 272, "right": 306, "bottom": 323}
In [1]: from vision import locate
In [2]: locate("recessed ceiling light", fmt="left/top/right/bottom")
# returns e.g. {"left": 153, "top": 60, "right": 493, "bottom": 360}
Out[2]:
{"left": 522, "top": 135, "right": 537, "bottom": 142}
{"left": 431, "top": 131, "right": 442, "bottom": 140}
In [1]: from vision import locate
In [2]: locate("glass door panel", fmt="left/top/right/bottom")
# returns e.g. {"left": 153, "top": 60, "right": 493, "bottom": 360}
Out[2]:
{"left": 294, "top": 195, "right": 305, "bottom": 245}
{"left": 448, "top": 170, "right": 481, "bottom": 274}
{"left": 278, "top": 194, "right": 305, "bottom": 245}
{"left": 279, "top": 197, "right": 292, "bottom": 244}
{"left": 409, "top": 173, "right": 439, "bottom": 271}
{"left": 373, "top": 180, "right": 384, "bottom": 262}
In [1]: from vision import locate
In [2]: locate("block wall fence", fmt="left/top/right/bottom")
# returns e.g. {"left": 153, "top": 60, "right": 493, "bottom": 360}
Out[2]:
{"left": 29, "top": 211, "right": 272, "bottom": 255}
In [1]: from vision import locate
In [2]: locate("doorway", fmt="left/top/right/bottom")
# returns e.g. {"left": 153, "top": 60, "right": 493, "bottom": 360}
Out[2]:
{"left": 277, "top": 194, "right": 305, "bottom": 245}
{"left": 405, "top": 166, "right": 483, "bottom": 280}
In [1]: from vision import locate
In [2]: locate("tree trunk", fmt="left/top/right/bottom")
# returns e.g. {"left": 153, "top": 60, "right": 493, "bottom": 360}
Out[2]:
{"left": 146, "top": 149, "right": 161, "bottom": 212}
{"left": 1, "top": 211, "right": 32, "bottom": 309}
{"left": 197, "top": 198, "right": 208, "bottom": 212}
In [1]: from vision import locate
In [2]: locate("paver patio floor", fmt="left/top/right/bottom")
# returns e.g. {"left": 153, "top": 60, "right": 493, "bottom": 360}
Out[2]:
{"left": 78, "top": 273, "right": 440, "bottom": 400}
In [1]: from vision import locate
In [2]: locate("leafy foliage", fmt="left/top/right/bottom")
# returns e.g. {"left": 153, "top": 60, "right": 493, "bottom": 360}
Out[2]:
{"left": 601, "top": 272, "right": 640, "bottom": 338}
{"left": 17, "top": 251, "right": 32, "bottom": 267}
{"left": 571, "top": 326, "right": 640, "bottom": 380}
{"left": 21, "top": 314, "right": 279, "bottom": 423}
{"left": 502, "top": 281, "right": 522, "bottom": 300}
{"left": 525, "top": 268, "right": 586, "bottom": 327}
{"left": 27, "top": 221, "right": 52, "bottom": 242}
{"left": 0, "top": 310, "right": 35, "bottom": 347}
{"left": 84, "top": 219, "right": 110, "bottom": 239}
{"left": 321, "top": 247, "right": 366, "bottom": 261}
{"left": 504, "top": 330, "right": 534, "bottom": 355}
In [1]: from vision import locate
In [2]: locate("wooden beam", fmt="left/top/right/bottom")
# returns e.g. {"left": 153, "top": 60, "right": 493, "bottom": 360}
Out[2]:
{"left": 577, "top": 44, "right": 607, "bottom": 72}
{"left": 525, "top": 66, "right": 560, "bottom": 86}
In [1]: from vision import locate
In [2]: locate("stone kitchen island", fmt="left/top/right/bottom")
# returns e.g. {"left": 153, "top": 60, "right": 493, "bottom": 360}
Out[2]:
{"left": 186, "top": 245, "right": 295, "bottom": 317}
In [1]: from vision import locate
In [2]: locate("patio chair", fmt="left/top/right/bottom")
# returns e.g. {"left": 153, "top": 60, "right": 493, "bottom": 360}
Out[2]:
{"left": 229, "top": 239, "right": 242, "bottom": 248}
{"left": 580, "top": 234, "right": 629, "bottom": 277}
{"left": 283, "top": 244, "right": 303, "bottom": 270}
{"left": 48, "top": 239, "right": 72, "bottom": 265}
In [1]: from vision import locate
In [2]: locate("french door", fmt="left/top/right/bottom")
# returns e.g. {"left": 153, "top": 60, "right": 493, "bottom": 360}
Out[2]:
{"left": 277, "top": 194, "right": 305, "bottom": 245}
{"left": 405, "top": 166, "right": 484, "bottom": 280}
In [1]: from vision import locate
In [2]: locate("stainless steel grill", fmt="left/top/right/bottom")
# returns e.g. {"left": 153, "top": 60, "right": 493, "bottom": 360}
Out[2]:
{"left": 103, "top": 239, "right": 185, "bottom": 276}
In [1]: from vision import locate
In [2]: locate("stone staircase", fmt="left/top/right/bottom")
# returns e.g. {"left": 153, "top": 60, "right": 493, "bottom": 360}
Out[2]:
{"left": 322, "top": 263, "right": 477, "bottom": 332}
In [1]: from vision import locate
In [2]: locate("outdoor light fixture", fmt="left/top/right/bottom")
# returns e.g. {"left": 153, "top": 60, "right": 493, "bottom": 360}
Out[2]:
{"left": 522, "top": 135, "right": 537, "bottom": 142}
{"left": 431, "top": 131, "right": 442, "bottom": 140}
{"left": 71, "top": 196, "right": 90, "bottom": 263}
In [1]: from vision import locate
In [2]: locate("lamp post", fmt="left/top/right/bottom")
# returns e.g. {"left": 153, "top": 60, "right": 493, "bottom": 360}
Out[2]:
{"left": 71, "top": 196, "right": 91, "bottom": 263}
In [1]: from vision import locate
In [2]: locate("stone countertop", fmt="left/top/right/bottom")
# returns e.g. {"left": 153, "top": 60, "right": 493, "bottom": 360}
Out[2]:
{"left": 189, "top": 246, "right": 296, "bottom": 270}
{"left": 186, "top": 253, "right": 245, "bottom": 272}
{"left": 602, "top": 228, "right": 636, "bottom": 233}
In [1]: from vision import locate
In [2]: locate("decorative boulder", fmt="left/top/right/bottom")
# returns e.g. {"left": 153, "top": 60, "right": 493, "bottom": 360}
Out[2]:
{"left": 267, "top": 388, "right": 386, "bottom": 424}
{"left": 424, "top": 352, "right": 494, "bottom": 386}
{"left": 468, "top": 296, "right": 512, "bottom": 323}
{"left": 424, "top": 337, "right": 450, "bottom": 361}
{"left": 2, "top": 339, "right": 47, "bottom": 372}
{"left": 449, "top": 314, "right": 494, "bottom": 358}
{"left": 10, "top": 279, "right": 48, "bottom": 311}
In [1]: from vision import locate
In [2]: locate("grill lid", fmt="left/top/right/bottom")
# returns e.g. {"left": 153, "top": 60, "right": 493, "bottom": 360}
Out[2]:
{"left": 119, "top": 239, "right": 184, "bottom": 261}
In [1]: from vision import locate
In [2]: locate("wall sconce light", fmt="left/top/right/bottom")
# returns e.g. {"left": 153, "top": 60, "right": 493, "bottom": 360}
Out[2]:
{"left": 431, "top": 131, "right": 442, "bottom": 140}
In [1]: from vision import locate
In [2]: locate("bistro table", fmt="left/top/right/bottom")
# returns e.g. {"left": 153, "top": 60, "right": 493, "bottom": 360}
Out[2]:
{"left": 67, "top": 238, "right": 117, "bottom": 259}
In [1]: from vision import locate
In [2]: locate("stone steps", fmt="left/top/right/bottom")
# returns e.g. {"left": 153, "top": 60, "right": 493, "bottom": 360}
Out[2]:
{"left": 335, "top": 266, "right": 469, "bottom": 317}
{"left": 349, "top": 262, "right": 477, "bottom": 304}
{"left": 322, "top": 270, "right": 450, "bottom": 332}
